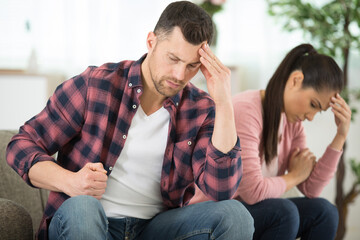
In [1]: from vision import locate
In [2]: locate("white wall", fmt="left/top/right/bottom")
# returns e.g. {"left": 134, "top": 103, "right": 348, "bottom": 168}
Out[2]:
{"left": 303, "top": 106, "right": 360, "bottom": 240}
{"left": 0, "top": 75, "right": 47, "bottom": 129}
{"left": 0, "top": 0, "right": 174, "bottom": 78}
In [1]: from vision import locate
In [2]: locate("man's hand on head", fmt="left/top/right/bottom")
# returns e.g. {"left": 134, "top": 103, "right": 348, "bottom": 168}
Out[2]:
{"left": 199, "top": 43, "right": 232, "bottom": 106}
{"left": 198, "top": 43, "right": 237, "bottom": 153}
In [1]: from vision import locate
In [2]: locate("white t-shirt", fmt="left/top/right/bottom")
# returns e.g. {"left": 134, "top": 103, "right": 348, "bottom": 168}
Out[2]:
{"left": 100, "top": 105, "right": 170, "bottom": 219}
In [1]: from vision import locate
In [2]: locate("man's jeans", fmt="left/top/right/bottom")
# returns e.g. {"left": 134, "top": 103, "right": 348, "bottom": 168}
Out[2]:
{"left": 49, "top": 195, "right": 254, "bottom": 240}
{"left": 242, "top": 197, "right": 339, "bottom": 240}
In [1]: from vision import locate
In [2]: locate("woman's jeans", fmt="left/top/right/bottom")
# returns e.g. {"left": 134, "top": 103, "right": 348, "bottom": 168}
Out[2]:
{"left": 49, "top": 195, "right": 254, "bottom": 240}
{"left": 242, "top": 197, "right": 339, "bottom": 240}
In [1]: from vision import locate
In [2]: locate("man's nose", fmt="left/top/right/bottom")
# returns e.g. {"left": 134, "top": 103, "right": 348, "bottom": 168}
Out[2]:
{"left": 173, "top": 64, "right": 186, "bottom": 81}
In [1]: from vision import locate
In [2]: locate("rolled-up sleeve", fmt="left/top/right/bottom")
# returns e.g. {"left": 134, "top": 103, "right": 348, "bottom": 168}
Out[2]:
{"left": 202, "top": 138, "right": 242, "bottom": 201}
{"left": 6, "top": 67, "right": 90, "bottom": 185}
{"left": 192, "top": 108, "right": 242, "bottom": 201}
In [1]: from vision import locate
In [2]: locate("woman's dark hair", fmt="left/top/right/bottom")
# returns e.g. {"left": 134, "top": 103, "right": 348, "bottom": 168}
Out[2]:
{"left": 154, "top": 1, "right": 214, "bottom": 45}
{"left": 262, "top": 43, "right": 344, "bottom": 164}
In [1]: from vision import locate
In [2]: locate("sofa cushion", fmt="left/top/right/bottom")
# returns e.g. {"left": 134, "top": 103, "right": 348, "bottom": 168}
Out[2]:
{"left": 0, "top": 198, "right": 33, "bottom": 240}
{"left": 0, "top": 130, "right": 49, "bottom": 236}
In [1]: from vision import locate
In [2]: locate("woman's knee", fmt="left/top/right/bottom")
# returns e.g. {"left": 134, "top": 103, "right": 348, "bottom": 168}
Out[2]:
{"left": 312, "top": 198, "right": 339, "bottom": 228}
{"left": 273, "top": 199, "right": 300, "bottom": 232}
{"left": 243, "top": 199, "right": 300, "bottom": 239}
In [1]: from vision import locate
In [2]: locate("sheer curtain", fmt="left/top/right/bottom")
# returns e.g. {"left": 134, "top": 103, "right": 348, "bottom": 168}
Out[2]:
{"left": 0, "top": 0, "right": 173, "bottom": 78}
{"left": 214, "top": 0, "right": 305, "bottom": 90}
{"left": 1, "top": 0, "right": 358, "bottom": 87}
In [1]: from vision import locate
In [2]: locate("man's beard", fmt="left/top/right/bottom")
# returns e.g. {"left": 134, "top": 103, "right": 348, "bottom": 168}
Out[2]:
{"left": 151, "top": 75, "right": 184, "bottom": 97}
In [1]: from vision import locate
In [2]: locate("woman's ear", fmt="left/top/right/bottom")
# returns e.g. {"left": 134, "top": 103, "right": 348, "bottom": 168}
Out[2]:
{"left": 288, "top": 70, "right": 304, "bottom": 89}
{"left": 146, "top": 31, "right": 157, "bottom": 52}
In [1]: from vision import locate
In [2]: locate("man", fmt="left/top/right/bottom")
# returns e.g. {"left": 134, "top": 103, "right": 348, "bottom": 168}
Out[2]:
{"left": 7, "top": 1, "right": 253, "bottom": 239}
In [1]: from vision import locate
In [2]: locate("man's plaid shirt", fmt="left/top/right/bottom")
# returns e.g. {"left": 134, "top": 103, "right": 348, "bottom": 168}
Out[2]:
{"left": 6, "top": 54, "right": 242, "bottom": 239}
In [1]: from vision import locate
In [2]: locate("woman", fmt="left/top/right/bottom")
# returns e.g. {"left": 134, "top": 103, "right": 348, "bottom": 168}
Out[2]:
{"left": 190, "top": 43, "right": 351, "bottom": 239}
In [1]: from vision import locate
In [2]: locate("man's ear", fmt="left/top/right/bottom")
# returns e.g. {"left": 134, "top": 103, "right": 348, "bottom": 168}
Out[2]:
{"left": 288, "top": 70, "right": 304, "bottom": 89}
{"left": 146, "top": 31, "right": 157, "bottom": 52}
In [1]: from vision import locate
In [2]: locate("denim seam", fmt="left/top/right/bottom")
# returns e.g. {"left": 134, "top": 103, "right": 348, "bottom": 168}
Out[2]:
{"left": 173, "top": 228, "right": 212, "bottom": 240}
{"left": 54, "top": 215, "right": 66, "bottom": 240}
{"left": 106, "top": 219, "right": 109, "bottom": 240}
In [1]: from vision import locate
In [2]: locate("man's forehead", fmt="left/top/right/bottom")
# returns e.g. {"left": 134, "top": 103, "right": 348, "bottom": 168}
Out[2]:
{"left": 167, "top": 51, "right": 201, "bottom": 64}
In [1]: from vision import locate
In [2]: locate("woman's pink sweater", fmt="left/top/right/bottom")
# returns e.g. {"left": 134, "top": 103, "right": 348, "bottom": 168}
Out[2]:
{"left": 190, "top": 90, "right": 342, "bottom": 205}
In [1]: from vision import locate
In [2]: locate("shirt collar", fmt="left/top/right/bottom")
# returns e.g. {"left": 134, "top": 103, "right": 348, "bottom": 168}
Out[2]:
{"left": 127, "top": 54, "right": 146, "bottom": 88}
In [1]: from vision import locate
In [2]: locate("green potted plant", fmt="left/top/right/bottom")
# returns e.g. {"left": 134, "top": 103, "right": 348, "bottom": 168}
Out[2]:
{"left": 266, "top": 0, "right": 360, "bottom": 239}
{"left": 197, "top": 0, "right": 226, "bottom": 47}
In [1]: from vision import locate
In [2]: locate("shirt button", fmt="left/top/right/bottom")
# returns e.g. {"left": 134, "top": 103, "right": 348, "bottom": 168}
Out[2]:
{"left": 188, "top": 141, "right": 192, "bottom": 146}
{"left": 175, "top": 102, "right": 179, "bottom": 106}
{"left": 128, "top": 83, "right": 132, "bottom": 87}
{"left": 109, "top": 166, "right": 113, "bottom": 171}
{"left": 132, "top": 104, "right": 137, "bottom": 109}
{"left": 137, "top": 89, "right": 141, "bottom": 93}
{"left": 123, "top": 135, "right": 127, "bottom": 139}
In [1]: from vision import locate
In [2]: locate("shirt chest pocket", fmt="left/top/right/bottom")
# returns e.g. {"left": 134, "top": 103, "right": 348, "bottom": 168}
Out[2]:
{"left": 173, "top": 138, "right": 195, "bottom": 168}
{"left": 171, "top": 138, "right": 196, "bottom": 185}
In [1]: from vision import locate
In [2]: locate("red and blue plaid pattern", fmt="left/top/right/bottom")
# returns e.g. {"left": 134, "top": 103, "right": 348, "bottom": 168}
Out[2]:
{"left": 6, "top": 55, "right": 242, "bottom": 239}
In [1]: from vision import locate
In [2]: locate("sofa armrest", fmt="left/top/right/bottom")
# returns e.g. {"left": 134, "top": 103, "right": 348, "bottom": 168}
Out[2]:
{"left": 0, "top": 130, "right": 49, "bottom": 236}
{"left": 0, "top": 198, "right": 33, "bottom": 240}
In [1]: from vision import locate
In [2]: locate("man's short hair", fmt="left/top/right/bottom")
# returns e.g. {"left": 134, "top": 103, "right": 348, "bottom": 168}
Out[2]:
{"left": 154, "top": 1, "right": 214, "bottom": 45}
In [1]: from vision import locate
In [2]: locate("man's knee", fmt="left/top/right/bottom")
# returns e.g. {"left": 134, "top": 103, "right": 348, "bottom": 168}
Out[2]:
{"left": 59, "top": 195, "right": 106, "bottom": 227}
{"left": 49, "top": 195, "right": 107, "bottom": 239}
{"left": 61, "top": 195, "right": 104, "bottom": 215}
{"left": 212, "top": 200, "right": 254, "bottom": 238}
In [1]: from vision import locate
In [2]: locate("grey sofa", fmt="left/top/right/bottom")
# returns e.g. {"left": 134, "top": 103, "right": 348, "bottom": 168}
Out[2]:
{"left": 0, "top": 130, "right": 49, "bottom": 240}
